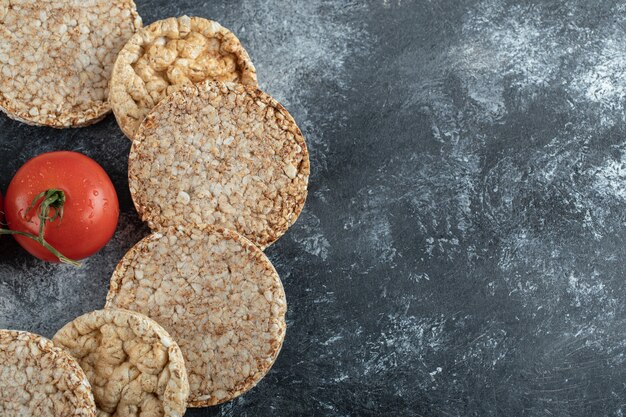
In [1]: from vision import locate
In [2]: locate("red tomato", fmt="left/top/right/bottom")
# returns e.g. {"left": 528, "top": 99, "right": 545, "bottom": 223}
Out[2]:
{"left": 5, "top": 151, "right": 119, "bottom": 262}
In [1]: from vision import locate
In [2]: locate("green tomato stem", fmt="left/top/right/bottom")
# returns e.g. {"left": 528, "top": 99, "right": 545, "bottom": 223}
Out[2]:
{"left": 0, "top": 189, "right": 81, "bottom": 267}
{"left": 0, "top": 229, "right": 81, "bottom": 267}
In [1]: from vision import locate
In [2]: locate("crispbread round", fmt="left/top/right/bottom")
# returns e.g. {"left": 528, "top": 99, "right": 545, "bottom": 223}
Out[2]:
{"left": 110, "top": 16, "right": 258, "bottom": 139}
{"left": 0, "top": 0, "right": 141, "bottom": 127}
{"left": 53, "top": 309, "right": 189, "bottom": 417}
{"left": 0, "top": 329, "right": 96, "bottom": 417}
{"left": 128, "top": 81, "right": 309, "bottom": 249}
{"left": 105, "top": 226, "right": 287, "bottom": 407}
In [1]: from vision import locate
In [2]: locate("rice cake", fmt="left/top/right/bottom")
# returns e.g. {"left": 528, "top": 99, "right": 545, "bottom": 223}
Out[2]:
{"left": 53, "top": 309, "right": 189, "bottom": 417}
{"left": 109, "top": 16, "right": 257, "bottom": 139}
{"left": 128, "top": 81, "right": 309, "bottom": 249}
{"left": 106, "top": 226, "right": 287, "bottom": 406}
{"left": 0, "top": 329, "right": 96, "bottom": 417}
{"left": 0, "top": 0, "right": 141, "bottom": 127}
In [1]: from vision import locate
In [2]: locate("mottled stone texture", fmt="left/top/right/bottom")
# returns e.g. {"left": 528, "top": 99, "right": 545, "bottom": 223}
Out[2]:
{"left": 1, "top": 1, "right": 626, "bottom": 416}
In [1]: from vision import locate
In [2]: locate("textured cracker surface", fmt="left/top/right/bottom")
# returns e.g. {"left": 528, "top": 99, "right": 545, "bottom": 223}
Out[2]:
{"left": 0, "top": 329, "right": 96, "bottom": 417}
{"left": 110, "top": 16, "right": 257, "bottom": 139}
{"left": 106, "top": 226, "right": 286, "bottom": 407}
{"left": 53, "top": 309, "right": 189, "bottom": 417}
{"left": 0, "top": 0, "right": 141, "bottom": 127}
{"left": 3, "top": 1, "right": 626, "bottom": 416}
{"left": 129, "top": 81, "right": 309, "bottom": 249}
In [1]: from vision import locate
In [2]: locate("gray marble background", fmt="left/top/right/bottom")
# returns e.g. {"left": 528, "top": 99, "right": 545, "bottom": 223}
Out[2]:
{"left": 1, "top": 0, "right": 626, "bottom": 416}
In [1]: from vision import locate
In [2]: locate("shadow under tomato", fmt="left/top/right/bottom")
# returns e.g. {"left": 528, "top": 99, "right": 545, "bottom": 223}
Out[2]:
{"left": 0, "top": 234, "right": 33, "bottom": 266}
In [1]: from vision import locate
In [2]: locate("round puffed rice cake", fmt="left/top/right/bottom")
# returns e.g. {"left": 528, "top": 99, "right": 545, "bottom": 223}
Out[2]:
{"left": 128, "top": 80, "right": 309, "bottom": 249}
{"left": 0, "top": 0, "right": 141, "bottom": 127}
{"left": 0, "top": 329, "right": 96, "bottom": 417}
{"left": 106, "top": 226, "right": 287, "bottom": 407}
{"left": 110, "top": 15, "right": 257, "bottom": 139}
{"left": 53, "top": 309, "right": 189, "bottom": 417}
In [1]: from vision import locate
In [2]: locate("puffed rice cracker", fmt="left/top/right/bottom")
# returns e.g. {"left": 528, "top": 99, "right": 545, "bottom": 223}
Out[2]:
{"left": 106, "top": 226, "right": 287, "bottom": 407}
{"left": 53, "top": 309, "right": 189, "bottom": 417}
{"left": 0, "top": 0, "right": 141, "bottom": 127}
{"left": 110, "top": 16, "right": 257, "bottom": 139}
{"left": 128, "top": 80, "right": 309, "bottom": 249}
{"left": 0, "top": 329, "right": 96, "bottom": 417}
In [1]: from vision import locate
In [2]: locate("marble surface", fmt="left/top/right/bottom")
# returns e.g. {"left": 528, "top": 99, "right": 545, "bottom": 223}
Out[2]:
{"left": 1, "top": 0, "right": 626, "bottom": 415}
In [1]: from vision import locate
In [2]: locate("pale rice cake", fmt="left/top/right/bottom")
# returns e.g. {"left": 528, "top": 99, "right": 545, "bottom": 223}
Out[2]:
{"left": 109, "top": 16, "right": 257, "bottom": 139}
{"left": 0, "top": 329, "right": 96, "bottom": 417}
{"left": 106, "top": 226, "right": 287, "bottom": 407}
{"left": 53, "top": 309, "right": 189, "bottom": 417}
{"left": 128, "top": 80, "right": 309, "bottom": 249}
{"left": 0, "top": 0, "right": 141, "bottom": 127}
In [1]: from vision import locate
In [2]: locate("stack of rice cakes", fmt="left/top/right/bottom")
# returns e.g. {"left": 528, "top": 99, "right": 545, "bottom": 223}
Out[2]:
{"left": 107, "top": 18, "right": 309, "bottom": 404}
{"left": 0, "top": 2, "right": 309, "bottom": 413}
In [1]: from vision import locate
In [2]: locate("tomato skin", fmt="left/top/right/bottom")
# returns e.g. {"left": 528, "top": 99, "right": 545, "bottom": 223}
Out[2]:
{"left": 5, "top": 151, "right": 119, "bottom": 262}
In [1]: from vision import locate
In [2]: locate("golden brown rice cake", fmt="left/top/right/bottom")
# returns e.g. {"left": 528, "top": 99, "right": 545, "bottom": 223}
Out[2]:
{"left": 0, "top": 329, "right": 96, "bottom": 417}
{"left": 53, "top": 309, "right": 189, "bottom": 417}
{"left": 109, "top": 16, "right": 257, "bottom": 139}
{"left": 0, "top": 0, "right": 141, "bottom": 127}
{"left": 106, "top": 226, "right": 287, "bottom": 406}
{"left": 128, "top": 80, "right": 309, "bottom": 249}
